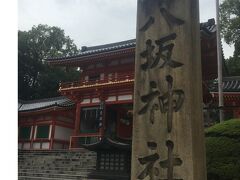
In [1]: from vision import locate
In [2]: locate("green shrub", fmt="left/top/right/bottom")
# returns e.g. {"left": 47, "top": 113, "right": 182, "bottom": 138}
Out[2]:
{"left": 206, "top": 119, "right": 240, "bottom": 180}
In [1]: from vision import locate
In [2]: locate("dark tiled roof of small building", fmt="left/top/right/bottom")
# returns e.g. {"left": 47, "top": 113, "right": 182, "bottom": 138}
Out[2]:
{"left": 46, "top": 19, "right": 216, "bottom": 63}
{"left": 210, "top": 76, "right": 240, "bottom": 93}
{"left": 18, "top": 96, "right": 75, "bottom": 112}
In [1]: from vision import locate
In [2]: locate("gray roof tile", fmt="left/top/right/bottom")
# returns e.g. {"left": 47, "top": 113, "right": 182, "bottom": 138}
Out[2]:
{"left": 210, "top": 76, "right": 240, "bottom": 92}
{"left": 18, "top": 96, "right": 74, "bottom": 112}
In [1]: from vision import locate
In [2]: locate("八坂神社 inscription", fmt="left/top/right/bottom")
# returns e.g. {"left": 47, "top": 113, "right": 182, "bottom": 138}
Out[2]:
{"left": 159, "top": 140, "right": 183, "bottom": 180}
{"left": 140, "top": 34, "right": 184, "bottom": 71}
{"left": 139, "top": 0, "right": 185, "bottom": 31}
{"left": 137, "top": 0, "right": 185, "bottom": 178}
{"left": 158, "top": 0, "right": 185, "bottom": 27}
{"left": 138, "top": 81, "right": 160, "bottom": 124}
{"left": 159, "top": 75, "right": 184, "bottom": 132}
{"left": 132, "top": 0, "right": 207, "bottom": 179}
{"left": 137, "top": 142, "right": 160, "bottom": 179}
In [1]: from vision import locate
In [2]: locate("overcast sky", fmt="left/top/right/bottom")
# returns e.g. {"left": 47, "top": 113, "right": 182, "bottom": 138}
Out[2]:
{"left": 18, "top": 0, "right": 234, "bottom": 58}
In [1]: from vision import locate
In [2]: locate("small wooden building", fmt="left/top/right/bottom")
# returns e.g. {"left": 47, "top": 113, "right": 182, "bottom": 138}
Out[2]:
{"left": 18, "top": 97, "right": 75, "bottom": 150}
{"left": 210, "top": 76, "right": 240, "bottom": 119}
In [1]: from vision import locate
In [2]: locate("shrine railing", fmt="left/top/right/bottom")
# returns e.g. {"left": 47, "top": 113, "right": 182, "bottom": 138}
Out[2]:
{"left": 69, "top": 134, "right": 102, "bottom": 150}
{"left": 59, "top": 73, "right": 134, "bottom": 91}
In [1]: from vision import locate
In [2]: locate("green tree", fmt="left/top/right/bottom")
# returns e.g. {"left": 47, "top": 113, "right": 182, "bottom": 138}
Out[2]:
{"left": 18, "top": 25, "right": 80, "bottom": 100}
{"left": 220, "top": 0, "right": 240, "bottom": 75}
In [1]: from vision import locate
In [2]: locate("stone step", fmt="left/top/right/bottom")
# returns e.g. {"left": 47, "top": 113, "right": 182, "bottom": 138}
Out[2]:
{"left": 18, "top": 158, "right": 96, "bottom": 162}
{"left": 19, "top": 153, "right": 96, "bottom": 156}
{"left": 18, "top": 169, "right": 93, "bottom": 175}
{"left": 18, "top": 176, "right": 102, "bottom": 180}
{"left": 18, "top": 156, "right": 96, "bottom": 161}
{"left": 18, "top": 171, "right": 90, "bottom": 179}
{"left": 18, "top": 160, "right": 96, "bottom": 164}
{"left": 18, "top": 166, "right": 96, "bottom": 172}
{"left": 18, "top": 165, "right": 94, "bottom": 168}
{"left": 18, "top": 151, "right": 94, "bottom": 154}
{"left": 18, "top": 150, "right": 89, "bottom": 155}
{"left": 18, "top": 176, "right": 77, "bottom": 180}
{"left": 18, "top": 161, "right": 96, "bottom": 165}
{"left": 18, "top": 149, "right": 97, "bottom": 179}
{"left": 19, "top": 167, "right": 95, "bottom": 172}
{"left": 18, "top": 162, "right": 95, "bottom": 165}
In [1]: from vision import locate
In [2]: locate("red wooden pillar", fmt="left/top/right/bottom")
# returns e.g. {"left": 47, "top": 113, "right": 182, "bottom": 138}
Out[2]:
{"left": 50, "top": 114, "right": 56, "bottom": 150}
{"left": 74, "top": 103, "right": 81, "bottom": 135}
{"left": 30, "top": 122, "right": 36, "bottom": 149}
{"left": 99, "top": 97, "right": 107, "bottom": 137}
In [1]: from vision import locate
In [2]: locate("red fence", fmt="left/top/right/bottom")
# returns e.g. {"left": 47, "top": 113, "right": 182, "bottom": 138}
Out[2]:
{"left": 60, "top": 73, "right": 134, "bottom": 90}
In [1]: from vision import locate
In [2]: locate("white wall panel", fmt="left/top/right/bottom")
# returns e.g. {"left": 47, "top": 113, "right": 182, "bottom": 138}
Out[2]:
{"left": 106, "top": 96, "right": 116, "bottom": 102}
{"left": 42, "top": 142, "right": 50, "bottom": 149}
{"left": 54, "top": 126, "right": 72, "bottom": 141}
{"left": 92, "top": 98, "right": 100, "bottom": 103}
{"left": 33, "top": 142, "right": 40, "bottom": 149}
{"left": 23, "top": 143, "right": 30, "bottom": 149}
{"left": 118, "top": 95, "right": 132, "bottom": 101}
{"left": 81, "top": 99, "right": 90, "bottom": 104}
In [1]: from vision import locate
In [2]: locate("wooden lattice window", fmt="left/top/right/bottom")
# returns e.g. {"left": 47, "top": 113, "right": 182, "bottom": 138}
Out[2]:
{"left": 80, "top": 106, "right": 100, "bottom": 133}
{"left": 19, "top": 126, "right": 31, "bottom": 139}
{"left": 97, "top": 152, "right": 130, "bottom": 172}
{"left": 36, "top": 125, "right": 49, "bottom": 139}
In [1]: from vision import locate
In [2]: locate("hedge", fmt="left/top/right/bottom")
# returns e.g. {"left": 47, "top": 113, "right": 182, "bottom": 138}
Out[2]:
{"left": 205, "top": 119, "right": 240, "bottom": 180}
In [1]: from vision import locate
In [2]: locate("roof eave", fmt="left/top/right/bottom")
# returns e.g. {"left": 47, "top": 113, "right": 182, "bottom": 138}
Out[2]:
{"left": 46, "top": 47, "right": 135, "bottom": 66}
{"left": 18, "top": 104, "right": 75, "bottom": 115}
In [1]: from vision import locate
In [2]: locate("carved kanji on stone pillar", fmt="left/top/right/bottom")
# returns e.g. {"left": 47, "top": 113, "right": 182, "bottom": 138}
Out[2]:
{"left": 132, "top": 0, "right": 207, "bottom": 179}
{"left": 159, "top": 140, "right": 183, "bottom": 180}
{"left": 159, "top": 75, "right": 184, "bottom": 132}
{"left": 138, "top": 142, "right": 160, "bottom": 179}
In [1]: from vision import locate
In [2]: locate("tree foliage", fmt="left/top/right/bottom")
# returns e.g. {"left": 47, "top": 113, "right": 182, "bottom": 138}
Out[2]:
{"left": 220, "top": 0, "right": 240, "bottom": 75}
{"left": 18, "top": 25, "right": 80, "bottom": 100}
{"left": 224, "top": 56, "right": 240, "bottom": 76}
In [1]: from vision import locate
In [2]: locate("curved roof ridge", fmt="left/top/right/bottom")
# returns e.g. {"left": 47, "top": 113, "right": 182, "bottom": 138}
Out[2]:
{"left": 223, "top": 76, "right": 240, "bottom": 81}
{"left": 84, "top": 39, "right": 136, "bottom": 51}
{"left": 209, "top": 76, "right": 240, "bottom": 93}
{"left": 19, "top": 96, "right": 67, "bottom": 104}
{"left": 18, "top": 96, "right": 75, "bottom": 112}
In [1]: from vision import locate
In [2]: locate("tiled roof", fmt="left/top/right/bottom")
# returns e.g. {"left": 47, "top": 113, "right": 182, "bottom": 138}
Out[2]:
{"left": 46, "top": 19, "right": 216, "bottom": 63}
{"left": 81, "top": 137, "right": 131, "bottom": 151}
{"left": 46, "top": 39, "right": 136, "bottom": 62}
{"left": 210, "top": 76, "right": 240, "bottom": 93}
{"left": 200, "top": 18, "right": 216, "bottom": 37}
{"left": 18, "top": 96, "right": 74, "bottom": 112}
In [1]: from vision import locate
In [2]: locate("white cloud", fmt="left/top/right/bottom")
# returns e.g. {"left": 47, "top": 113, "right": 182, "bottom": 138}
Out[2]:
{"left": 18, "top": 0, "right": 234, "bottom": 57}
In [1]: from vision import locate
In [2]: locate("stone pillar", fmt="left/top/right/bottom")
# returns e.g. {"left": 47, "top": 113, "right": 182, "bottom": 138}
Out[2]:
{"left": 131, "top": 0, "right": 206, "bottom": 179}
